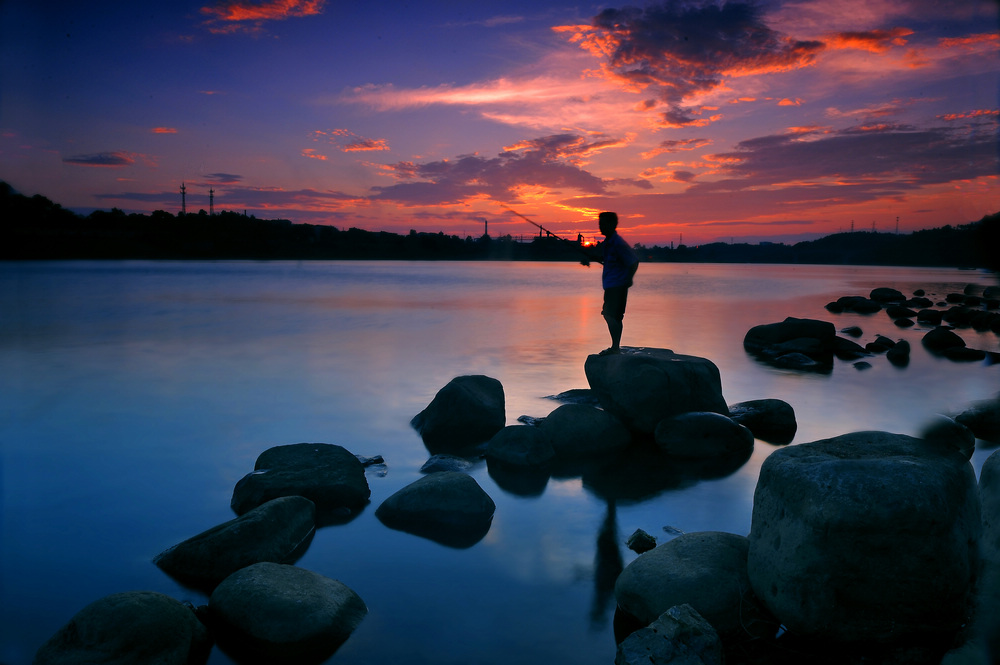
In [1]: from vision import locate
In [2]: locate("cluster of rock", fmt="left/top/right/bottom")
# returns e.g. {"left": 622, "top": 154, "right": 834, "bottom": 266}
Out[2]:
{"left": 745, "top": 283, "right": 1000, "bottom": 372}
{"left": 614, "top": 430, "right": 1000, "bottom": 665}
{"left": 33, "top": 335, "right": 1000, "bottom": 664}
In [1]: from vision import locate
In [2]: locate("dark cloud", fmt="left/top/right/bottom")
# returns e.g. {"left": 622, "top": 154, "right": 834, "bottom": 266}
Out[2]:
{"left": 579, "top": 1, "right": 824, "bottom": 126}
{"left": 370, "top": 133, "right": 649, "bottom": 205}
{"left": 703, "top": 122, "right": 998, "bottom": 192}
{"left": 63, "top": 152, "right": 135, "bottom": 167}
{"left": 204, "top": 173, "right": 243, "bottom": 184}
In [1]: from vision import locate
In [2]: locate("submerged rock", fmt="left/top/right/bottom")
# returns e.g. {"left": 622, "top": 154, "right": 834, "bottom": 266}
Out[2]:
{"left": 154, "top": 495, "right": 316, "bottom": 590}
{"left": 956, "top": 395, "right": 1000, "bottom": 443}
{"left": 231, "top": 443, "right": 370, "bottom": 524}
{"left": 585, "top": 347, "right": 728, "bottom": 435}
{"left": 743, "top": 317, "right": 836, "bottom": 369}
{"left": 375, "top": 471, "right": 496, "bottom": 548}
{"left": 34, "top": 591, "right": 211, "bottom": 665}
{"left": 411, "top": 375, "right": 506, "bottom": 453}
{"left": 748, "top": 431, "right": 980, "bottom": 644}
{"left": 209, "top": 562, "right": 367, "bottom": 665}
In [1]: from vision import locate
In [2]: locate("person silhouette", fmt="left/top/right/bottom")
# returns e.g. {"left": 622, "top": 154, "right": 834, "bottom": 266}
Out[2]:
{"left": 596, "top": 212, "right": 638, "bottom": 355}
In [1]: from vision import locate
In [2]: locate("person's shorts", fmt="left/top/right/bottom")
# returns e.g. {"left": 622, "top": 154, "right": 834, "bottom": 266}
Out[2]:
{"left": 602, "top": 285, "right": 629, "bottom": 321}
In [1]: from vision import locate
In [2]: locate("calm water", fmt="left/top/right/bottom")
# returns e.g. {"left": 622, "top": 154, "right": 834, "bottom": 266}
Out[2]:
{"left": 2, "top": 260, "right": 998, "bottom": 664}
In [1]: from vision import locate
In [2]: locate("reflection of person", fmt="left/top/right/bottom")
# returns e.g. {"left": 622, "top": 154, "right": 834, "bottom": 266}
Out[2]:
{"left": 596, "top": 212, "right": 638, "bottom": 355}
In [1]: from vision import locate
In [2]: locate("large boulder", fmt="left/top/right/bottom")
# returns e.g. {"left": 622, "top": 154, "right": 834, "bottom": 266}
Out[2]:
{"left": 614, "top": 531, "right": 770, "bottom": 639}
{"left": 231, "top": 443, "right": 370, "bottom": 523}
{"left": 615, "top": 604, "right": 724, "bottom": 665}
{"left": 982, "top": 449, "right": 1000, "bottom": 567}
{"left": 743, "top": 317, "right": 836, "bottom": 368}
{"left": 537, "top": 403, "right": 632, "bottom": 458}
{"left": 584, "top": 348, "right": 728, "bottom": 435}
{"left": 209, "top": 562, "right": 367, "bottom": 664}
{"left": 375, "top": 471, "right": 496, "bottom": 548}
{"left": 747, "top": 431, "right": 980, "bottom": 643}
{"left": 654, "top": 412, "right": 753, "bottom": 458}
{"left": 154, "top": 496, "right": 316, "bottom": 590}
{"left": 34, "top": 591, "right": 211, "bottom": 665}
{"left": 728, "top": 399, "right": 796, "bottom": 444}
{"left": 411, "top": 375, "right": 506, "bottom": 452}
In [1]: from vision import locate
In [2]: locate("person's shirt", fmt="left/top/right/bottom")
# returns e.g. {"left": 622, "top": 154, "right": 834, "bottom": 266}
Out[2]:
{"left": 601, "top": 231, "right": 638, "bottom": 289}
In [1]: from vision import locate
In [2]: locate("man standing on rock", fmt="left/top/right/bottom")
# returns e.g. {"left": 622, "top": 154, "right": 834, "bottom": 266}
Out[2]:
{"left": 595, "top": 211, "right": 638, "bottom": 355}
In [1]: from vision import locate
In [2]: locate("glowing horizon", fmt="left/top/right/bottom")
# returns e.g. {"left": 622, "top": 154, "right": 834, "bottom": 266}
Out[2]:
{"left": 1, "top": 0, "right": 997, "bottom": 246}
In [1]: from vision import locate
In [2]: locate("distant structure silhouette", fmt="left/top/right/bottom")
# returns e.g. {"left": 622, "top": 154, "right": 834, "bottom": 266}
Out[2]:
{"left": 209, "top": 188, "right": 215, "bottom": 217}
{"left": 180, "top": 183, "right": 187, "bottom": 215}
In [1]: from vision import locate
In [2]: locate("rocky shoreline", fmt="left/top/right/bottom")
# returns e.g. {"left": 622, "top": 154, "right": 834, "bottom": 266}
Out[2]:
{"left": 32, "top": 282, "right": 1000, "bottom": 665}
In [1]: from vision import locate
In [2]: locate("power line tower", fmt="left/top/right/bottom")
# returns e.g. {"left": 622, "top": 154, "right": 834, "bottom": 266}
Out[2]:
{"left": 180, "top": 183, "right": 187, "bottom": 215}
{"left": 209, "top": 188, "right": 215, "bottom": 216}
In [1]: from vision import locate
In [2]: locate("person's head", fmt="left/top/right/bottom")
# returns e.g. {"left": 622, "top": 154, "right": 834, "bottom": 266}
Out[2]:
{"left": 598, "top": 211, "right": 618, "bottom": 236}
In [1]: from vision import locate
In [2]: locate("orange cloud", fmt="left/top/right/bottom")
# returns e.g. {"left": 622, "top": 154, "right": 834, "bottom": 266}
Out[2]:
{"left": 778, "top": 98, "right": 802, "bottom": 106}
{"left": 939, "top": 109, "right": 1000, "bottom": 121}
{"left": 641, "top": 138, "right": 712, "bottom": 159}
{"left": 939, "top": 33, "right": 999, "bottom": 49}
{"left": 301, "top": 148, "right": 327, "bottom": 160}
{"left": 343, "top": 138, "right": 390, "bottom": 152}
{"left": 828, "top": 28, "right": 913, "bottom": 53}
{"left": 151, "top": 127, "right": 178, "bottom": 134}
{"left": 201, "top": 0, "right": 325, "bottom": 34}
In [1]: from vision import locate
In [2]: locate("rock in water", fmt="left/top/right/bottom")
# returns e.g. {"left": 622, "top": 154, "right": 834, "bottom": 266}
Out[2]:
{"left": 376, "top": 471, "right": 496, "bottom": 548}
{"left": 154, "top": 495, "right": 316, "bottom": 590}
{"left": 747, "top": 431, "right": 980, "bottom": 644}
{"left": 727, "top": 399, "right": 796, "bottom": 444}
{"left": 654, "top": 411, "right": 753, "bottom": 458}
{"left": 209, "top": 562, "right": 367, "bottom": 665}
{"left": 538, "top": 403, "right": 632, "bottom": 458}
{"left": 411, "top": 375, "right": 506, "bottom": 453}
{"left": 34, "top": 591, "right": 211, "bottom": 665}
{"left": 615, "top": 604, "right": 724, "bottom": 665}
{"left": 584, "top": 348, "right": 728, "bottom": 435}
{"left": 231, "top": 443, "right": 370, "bottom": 523}
{"left": 614, "top": 531, "right": 770, "bottom": 639}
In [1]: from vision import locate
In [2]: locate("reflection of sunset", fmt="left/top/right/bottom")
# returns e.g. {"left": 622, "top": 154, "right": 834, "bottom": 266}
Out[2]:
{"left": 2, "top": 0, "right": 996, "bottom": 246}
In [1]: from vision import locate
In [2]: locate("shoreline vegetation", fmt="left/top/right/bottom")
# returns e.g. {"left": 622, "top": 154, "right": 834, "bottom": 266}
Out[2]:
{"left": 3, "top": 182, "right": 998, "bottom": 268}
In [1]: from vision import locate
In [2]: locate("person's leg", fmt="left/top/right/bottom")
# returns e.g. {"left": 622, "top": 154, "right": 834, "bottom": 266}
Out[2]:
{"left": 601, "top": 286, "right": 628, "bottom": 353}
{"left": 605, "top": 314, "right": 623, "bottom": 351}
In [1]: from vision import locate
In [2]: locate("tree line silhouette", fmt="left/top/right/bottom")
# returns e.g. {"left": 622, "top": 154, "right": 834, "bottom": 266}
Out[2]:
{"left": 2, "top": 181, "right": 997, "bottom": 269}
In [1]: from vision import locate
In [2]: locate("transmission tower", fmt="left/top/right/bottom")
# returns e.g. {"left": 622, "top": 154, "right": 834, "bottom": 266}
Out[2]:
{"left": 180, "top": 183, "right": 187, "bottom": 215}
{"left": 209, "top": 188, "right": 215, "bottom": 216}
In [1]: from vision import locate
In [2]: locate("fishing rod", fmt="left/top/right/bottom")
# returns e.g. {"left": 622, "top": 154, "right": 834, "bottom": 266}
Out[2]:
{"left": 499, "top": 204, "right": 597, "bottom": 266}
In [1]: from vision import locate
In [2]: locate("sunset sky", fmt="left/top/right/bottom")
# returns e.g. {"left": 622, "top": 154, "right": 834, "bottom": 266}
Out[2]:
{"left": 1, "top": 0, "right": 997, "bottom": 246}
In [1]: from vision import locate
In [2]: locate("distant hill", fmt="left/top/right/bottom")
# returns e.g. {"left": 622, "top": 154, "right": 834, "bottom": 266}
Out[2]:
{"left": 2, "top": 181, "right": 997, "bottom": 269}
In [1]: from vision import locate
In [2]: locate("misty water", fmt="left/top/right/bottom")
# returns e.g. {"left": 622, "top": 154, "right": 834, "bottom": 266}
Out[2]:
{"left": 2, "top": 260, "right": 998, "bottom": 664}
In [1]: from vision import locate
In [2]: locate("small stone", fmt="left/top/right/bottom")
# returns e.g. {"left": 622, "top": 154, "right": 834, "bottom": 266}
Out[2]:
{"left": 627, "top": 529, "right": 657, "bottom": 554}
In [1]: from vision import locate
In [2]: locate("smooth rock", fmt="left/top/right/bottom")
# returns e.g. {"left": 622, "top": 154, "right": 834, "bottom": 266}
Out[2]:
{"left": 154, "top": 495, "right": 316, "bottom": 589}
{"left": 654, "top": 412, "right": 753, "bottom": 458}
{"left": 920, "top": 415, "right": 975, "bottom": 460}
{"left": 375, "top": 471, "right": 495, "bottom": 548}
{"left": 748, "top": 431, "right": 980, "bottom": 643}
{"left": 411, "top": 375, "right": 505, "bottom": 452}
{"left": 209, "top": 562, "right": 367, "bottom": 665}
{"left": 728, "top": 398, "right": 796, "bottom": 445}
{"left": 615, "top": 604, "right": 724, "bottom": 665}
{"left": 420, "top": 454, "right": 475, "bottom": 473}
{"left": 615, "top": 531, "right": 770, "bottom": 638}
{"left": 231, "top": 443, "right": 370, "bottom": 522}
{"left": 871, "top": 287, "right": 905, "bottom": 303}
{"left": 538, "top": 403, "right": 632, "bottom": 457}
{"left": 923, "top": 327, "right": 966, "bottom": 352}
{"left": 886, "top": 339, "right": 911, "bottom": 366}
{"left": 485, "top": 425, "right": 555, "bottom": 467}
{"left": 34, "top": 591, "right": 211, "bottom": 665}
{"left": 956, "top": 395, "right": 1000, "bottom": 443}
{"left": 585, "top": 348, "right": 728, "bottom": 435}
